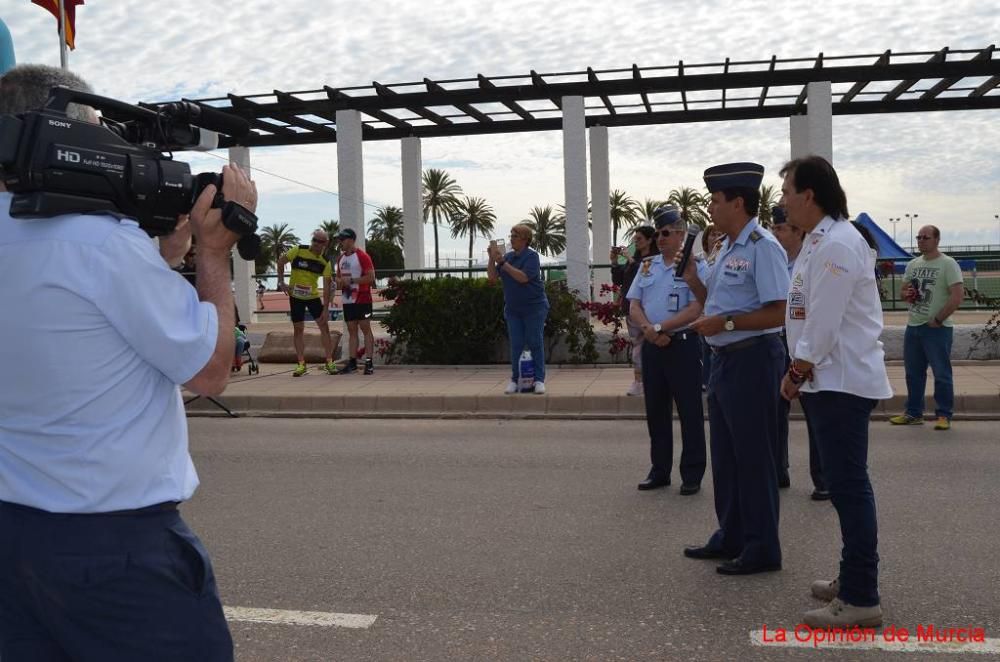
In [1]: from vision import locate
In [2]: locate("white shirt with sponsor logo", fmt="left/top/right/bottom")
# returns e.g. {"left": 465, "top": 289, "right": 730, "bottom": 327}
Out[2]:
{"left": 785, "top": 216, "right": 892, "bottom": 399}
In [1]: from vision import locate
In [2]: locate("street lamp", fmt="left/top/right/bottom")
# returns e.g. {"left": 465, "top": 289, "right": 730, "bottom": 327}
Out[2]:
{"left": 995, "top": 214, "right": 999, "bottom": 248}
{"left": 905, "top": 213, "right": 919, "bottom": 253}
{"left": 889, "top": 217, "right": 900, "bottom": 244}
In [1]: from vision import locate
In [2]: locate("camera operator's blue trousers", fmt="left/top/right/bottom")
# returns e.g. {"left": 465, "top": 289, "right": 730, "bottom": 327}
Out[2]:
{"left": 0, "top": 501, "right": 233, "bottom": 662}
{"left": 704, "top": 335, "right": 784, "bottom": 566}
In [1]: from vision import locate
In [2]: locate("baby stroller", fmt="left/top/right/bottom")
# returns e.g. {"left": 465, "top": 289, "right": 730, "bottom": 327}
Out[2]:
{"left": 232, "top": 324, "right": 259, "bottom": 374}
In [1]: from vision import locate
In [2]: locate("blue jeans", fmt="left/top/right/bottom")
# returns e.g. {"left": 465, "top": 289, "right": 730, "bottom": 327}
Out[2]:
{"left": 799, "top": 391, "right": 880, "bottom": 607}
{"left": 506, "top": 308, "right": 547, "bottom": 383}
{"left": 903, "top": 324, "right": 954, "bottom": 419}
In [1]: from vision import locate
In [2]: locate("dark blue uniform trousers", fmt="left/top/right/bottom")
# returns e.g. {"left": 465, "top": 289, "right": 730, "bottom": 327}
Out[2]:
{"left": 705, "top": 335, "right": 784, "bottom": 566}
{"left": 799, "top": 391, "right": 880, "bottom": 607}
{"left": 0, "top": 502, "right": 233, "bottom": 662}
{"left": 640, "top": 335, "right": 706, "bottom": 486}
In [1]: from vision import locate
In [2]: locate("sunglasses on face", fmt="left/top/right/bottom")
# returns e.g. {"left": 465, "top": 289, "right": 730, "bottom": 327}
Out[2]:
{"left": 657, "top": 229, "right": 682, "bottom": 238}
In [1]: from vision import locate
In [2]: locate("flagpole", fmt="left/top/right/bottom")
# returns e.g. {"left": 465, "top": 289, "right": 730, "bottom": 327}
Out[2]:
{"left": 57, "top": 0, "right": 68, "bottom": 69}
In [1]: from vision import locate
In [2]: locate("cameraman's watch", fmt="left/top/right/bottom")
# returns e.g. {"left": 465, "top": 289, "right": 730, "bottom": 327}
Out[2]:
{"left": 724, "top": 315, "right": 736, "bottom": 332}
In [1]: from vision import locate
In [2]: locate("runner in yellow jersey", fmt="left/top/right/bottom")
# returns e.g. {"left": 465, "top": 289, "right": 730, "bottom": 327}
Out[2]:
{"left": 276, "top": 230, "right": 337, "bottom": 375}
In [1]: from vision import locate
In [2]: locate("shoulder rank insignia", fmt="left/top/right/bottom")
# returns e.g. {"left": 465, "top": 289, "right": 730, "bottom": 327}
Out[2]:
{"left": 749, "top": 230, "right": 763, "bottom": 243}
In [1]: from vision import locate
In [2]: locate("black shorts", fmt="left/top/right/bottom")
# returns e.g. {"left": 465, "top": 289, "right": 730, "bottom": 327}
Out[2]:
{"left": 290, "top": 297, "right": 324, "bottom": 323}
{"left": 343, "top": 303, "right": 373, "bottom": 322}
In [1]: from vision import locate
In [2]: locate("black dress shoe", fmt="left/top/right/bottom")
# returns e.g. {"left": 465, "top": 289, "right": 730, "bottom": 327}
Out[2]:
{"left": 679, "top": 483, "right": 701, "bottom": 496}
{"left": 811, "top": 489, "right": 832, "bottom": 501}
{"left": 637, "top": 476, "right": 670, "bottom": 491}
{"left": 683, "top": 545, "right": 734, "bottom": 560}
{"left": 778, "top": 475, "right": 791, "bottom": 489}
{"left": 716, "top": 558, "right": 782, "bottom": 575}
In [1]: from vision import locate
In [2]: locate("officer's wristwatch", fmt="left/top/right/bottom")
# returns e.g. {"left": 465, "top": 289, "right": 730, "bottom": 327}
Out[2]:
{"left": 653, "top": 323, "right": 663, "bottom": 334}
{"left": 723, "top": 315, "right": 736, "bottom": 332}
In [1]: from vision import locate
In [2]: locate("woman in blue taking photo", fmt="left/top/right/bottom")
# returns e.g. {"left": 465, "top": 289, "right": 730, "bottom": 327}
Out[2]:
{"left": 488, "top": 224, "right": 550, "bottom": 395}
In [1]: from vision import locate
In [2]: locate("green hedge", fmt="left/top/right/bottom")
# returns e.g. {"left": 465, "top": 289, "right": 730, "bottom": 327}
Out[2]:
{"left": 378, "top": 278, "right": 597, "bottom": 364}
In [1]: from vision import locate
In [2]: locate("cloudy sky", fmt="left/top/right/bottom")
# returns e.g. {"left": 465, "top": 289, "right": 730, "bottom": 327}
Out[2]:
{"left": 4, "top": 0, "right": 999, "bottom": 261}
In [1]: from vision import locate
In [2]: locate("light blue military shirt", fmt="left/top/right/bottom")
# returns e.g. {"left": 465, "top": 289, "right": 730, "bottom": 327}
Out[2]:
{"left": 626, "top": 254, "right": 709, "bottom": 329}
{"left": 701, "top": 218, "right": 790, "bottom": 347}
{"left": 0, "top": 195, "right": 216, "bottom": 513}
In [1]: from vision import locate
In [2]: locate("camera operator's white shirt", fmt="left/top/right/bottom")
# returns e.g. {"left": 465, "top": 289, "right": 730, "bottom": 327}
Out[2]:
{"left": 784, "top": 215, "right": 892, "bottom": 399}
{"left": 0, "top": 194, "right": 218, "bottom": 513}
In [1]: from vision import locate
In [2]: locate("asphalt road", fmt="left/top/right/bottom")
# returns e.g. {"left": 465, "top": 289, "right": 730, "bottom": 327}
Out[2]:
{"left": 183, "top": 418, "right": 1000, "bottom": 661}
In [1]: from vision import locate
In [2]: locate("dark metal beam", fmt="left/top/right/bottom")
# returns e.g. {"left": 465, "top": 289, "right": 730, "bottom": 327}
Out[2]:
{"left": 207, "top": 57, "right": 1000, "bottom": 117}
{"left": 758, "top": 55, "right": 777, "bottom": 107}
{"left": 425, "top": 78, "right": 492, "bottom": 122}
{"left": 971, "top": 75, "right": 1000, "bottom": 97}
{"left": 588, "top": 67, "right": 615, "bottom": 115}
{"left": 271, "top": 90, "right": 337, "bottom": 134}
{"left": 678, "top": 60, "right": 687, "bottom": 111}
{"left": 226, "top": 94, "right": 298, "bottom": 136}
{"left": 477, "top": 74, "right": 534, "bottom": 120}
{"left": 372, "top": 79, "right": 451, "bottom": 125}
{"left": 216, "top": 94, "right": 1000, "bottom": 148}
{"left": 530, "top": 69, "right": 562, "bottom": 110}
{"left": 632, "top": 64, "right": 653, "bottom": 113}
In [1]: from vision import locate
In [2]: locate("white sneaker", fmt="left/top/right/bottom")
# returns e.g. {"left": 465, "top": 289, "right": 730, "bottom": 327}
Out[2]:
{"left": 803, "top": 598, "right": 883, "bottom": 628}
{"left": 533, "top": 381, "right": 546, "bottom": 395}
{"left": 626, "top": 381, "right": 643, "bottom": 397}
{"left": 504, "top": 381, "right": 518, "bottom": 395}
{"left": 811, "top": 578, "right": 839, "bottom": 601}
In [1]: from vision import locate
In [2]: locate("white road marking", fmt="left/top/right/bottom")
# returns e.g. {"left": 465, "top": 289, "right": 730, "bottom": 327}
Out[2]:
{"left": 225, "top": 606, "right": 377, "bottom": 629}
{"left": 750, "top": 630, "right": 1000, "bottom": 655}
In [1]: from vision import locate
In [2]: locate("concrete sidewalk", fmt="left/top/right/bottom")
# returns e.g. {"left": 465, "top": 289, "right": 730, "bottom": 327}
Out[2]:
{"left": 185, "top": 361, "right": 1000, "bottom": 419}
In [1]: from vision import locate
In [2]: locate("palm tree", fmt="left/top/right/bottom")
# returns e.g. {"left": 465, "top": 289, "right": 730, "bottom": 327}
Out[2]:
{"left": 259, "top": 223, "right": 300, "bottom": 269}
{"left": 318, "top": 219, "right": 339, "bottom": 260}
{"left": 522, "top": 205, "right": 566, "bottom": 257}
{"left": 758, "top": 184, "right": 779, "bottom": 227}
{"left": 637, "top": 197, "right": 666, "bottom": 225}
{"left": 450, "top": 196, "right": 497, "bottom": 263}
{"left": 666, "top": 187, "right": 710, "bottom": 229}
{"left": 368, "top": 205, "right": 405, "bottom": 250}
{"left": 422, "top": 169, "right": 463, "bottom": 271}
{"left": 609, "top": 189, "right": 639, "bottom": 246}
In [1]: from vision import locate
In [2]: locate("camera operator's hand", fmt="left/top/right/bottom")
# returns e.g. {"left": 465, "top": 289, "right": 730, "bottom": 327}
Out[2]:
{"left": 159, "top": 215, "right": 192, "bottom": 267}
{"left": 190, "top": 164, "right": 257, "bottom": 253}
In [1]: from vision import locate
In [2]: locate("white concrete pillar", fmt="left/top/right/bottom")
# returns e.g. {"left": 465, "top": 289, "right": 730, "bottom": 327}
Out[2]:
{"left": 562, "top": 96, "right": 590, "bottom": 302}
{"left": 789, "top": 81, "right": 833, "bottom": 163}
{"left": 789, "top": 115, "right": 809, "bottom": 160}
{"left": 401, "top": 137, "right": 424, "bottom": 273}
{"left": 589, "top": 125, "right": 611, "bottom": 299}
{"left": 336, "top": 109, "right": 365, "bottom": 250}
{"left": 228, "top": 146, "right": 255, "bottom": 322}
{"left": 806, "top": 81, "right": 833, "bottom": 164}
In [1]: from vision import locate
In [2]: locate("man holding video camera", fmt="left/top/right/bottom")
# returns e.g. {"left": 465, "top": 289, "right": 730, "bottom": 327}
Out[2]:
{"left": 0, "top": 64, "right": 253, "bottom": 661}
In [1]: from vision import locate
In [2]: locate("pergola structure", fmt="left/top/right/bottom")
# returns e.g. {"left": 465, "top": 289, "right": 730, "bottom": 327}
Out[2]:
{"left": 155, "top": 46, "right": 1000, "bottom": 315}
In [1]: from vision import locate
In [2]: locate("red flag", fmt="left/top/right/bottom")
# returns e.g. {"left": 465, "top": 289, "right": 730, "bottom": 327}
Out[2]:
{"left": 31, "top": 0, "right": 84, "bottom": 50}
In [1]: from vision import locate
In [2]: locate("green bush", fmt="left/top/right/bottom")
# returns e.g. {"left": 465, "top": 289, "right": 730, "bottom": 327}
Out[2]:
{"left": 378, "top": 277, "right": 597, "bottom": 364}
{"left": 365, "top": 238, "right": 404, "bottom": 271}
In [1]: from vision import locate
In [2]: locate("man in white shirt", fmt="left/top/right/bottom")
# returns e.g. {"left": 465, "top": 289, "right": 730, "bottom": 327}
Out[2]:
{"left": 779, "top": 155, "right": 892, "bottom": 629}
{"left": 0, "top": 64, "right": 254, "bottom": 661}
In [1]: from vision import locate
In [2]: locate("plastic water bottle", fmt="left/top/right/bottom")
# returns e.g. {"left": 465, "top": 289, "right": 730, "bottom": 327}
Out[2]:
{"left": 518, "top": 350, "right": 535, "bottom": 392}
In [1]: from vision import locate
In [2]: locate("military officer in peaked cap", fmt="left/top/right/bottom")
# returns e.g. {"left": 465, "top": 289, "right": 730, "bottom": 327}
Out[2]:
{"left": 626, "top": 205, "right": 709, "bottom": 495}
{"left": 676, "top": 162, "right": 790, "bottom": 575}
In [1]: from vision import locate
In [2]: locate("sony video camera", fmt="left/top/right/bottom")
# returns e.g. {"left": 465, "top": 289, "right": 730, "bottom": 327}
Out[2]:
{"left": 0, "top": 86, "right": 261, "bottom": 259}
